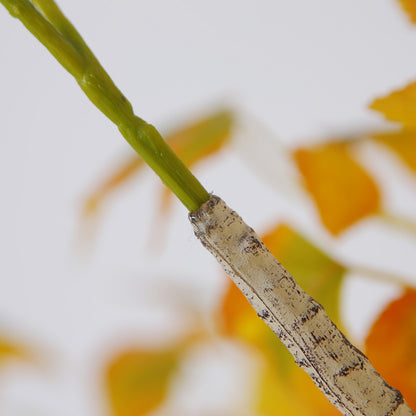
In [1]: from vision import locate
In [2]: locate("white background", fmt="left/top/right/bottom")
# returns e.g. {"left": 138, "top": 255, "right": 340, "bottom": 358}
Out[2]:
{"left": 1, "top": 1, "right": 416, "bottom": 415}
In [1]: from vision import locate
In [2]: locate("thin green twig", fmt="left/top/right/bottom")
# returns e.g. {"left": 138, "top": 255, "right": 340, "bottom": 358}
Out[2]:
{"left": 0, "top": 0, "right": 210, "bottom": 211}
{"left": 378, "top": 210, "right": 416, "bottom": 239}
{"left": 348, "top": 265, "right": 414, "bottom": 289}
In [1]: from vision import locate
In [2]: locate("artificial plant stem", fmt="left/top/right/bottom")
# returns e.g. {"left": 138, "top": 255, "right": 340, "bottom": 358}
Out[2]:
{"left": 2, "top": 0, "right": 85, "bottom": 77}
{"left": 1, "top": 0, "right": 210, "bottom": 211}
{"left": 30, "top": 0, "right": 93, "bottom": 57}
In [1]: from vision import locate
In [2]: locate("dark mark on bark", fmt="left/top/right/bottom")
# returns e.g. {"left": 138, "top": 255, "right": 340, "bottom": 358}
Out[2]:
{"left": 329, "top": 351, "right": 339, "bottom": 361}
{"left": 258, "top": 309, "right": 270, "bottom": 320}
{"left": 336, "top": 359, "right": 364, "bottom": 378}
{"left": 385, "top": 390, "right": 404, "bottom": 416}
{"left": 296, "top": 358, "right": 311, "bottom": 368}
{"left": 241, "top": 234, "right": 263, "bottom": 256}
{"left": 310, "top": 330, "right": 327, "bottom": 344}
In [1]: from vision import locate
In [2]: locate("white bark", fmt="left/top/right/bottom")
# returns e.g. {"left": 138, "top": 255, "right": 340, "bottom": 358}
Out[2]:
{"left": 189, "top": 195, "right": 415, "bottom": 416}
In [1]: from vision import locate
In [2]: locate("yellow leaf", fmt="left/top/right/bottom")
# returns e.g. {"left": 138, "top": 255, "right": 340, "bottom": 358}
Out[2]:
{"left": 293, "top": 143, "right": 381, "bottom": 235}
{"left": 397, "top": 0, "right": 416, "bottom": 23}
{"left": 257, "top": 365, "right": 304, "bottom": 416}
{"left": 84, "top": 110, "right": 233, "bottom": 216}
{"left": 258, "top": 364, "right": 340, "bottom": 416}
{"left": 105, "top": 346, "right": 181, "bottom": 416}
{"left": 365, "top": 290, "right": 416, "bottom": 410}
{"left": 0, "top": 337, "right": 30, "bottom": 364}
{"left": 370, "top": 81, "right": 416, "bottom": 127}
{"left": 372, "top": 129, "right": 416, "bottom": 173}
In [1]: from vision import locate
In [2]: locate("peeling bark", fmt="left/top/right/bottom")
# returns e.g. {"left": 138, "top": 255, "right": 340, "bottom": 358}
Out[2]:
{"left": 189, "top": 195, "right": 415, "bottom": 416}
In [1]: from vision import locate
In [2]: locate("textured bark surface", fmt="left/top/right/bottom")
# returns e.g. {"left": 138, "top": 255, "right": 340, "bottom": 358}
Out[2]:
{"left": 189, "top": 195, "right": 415, "bottom": 416}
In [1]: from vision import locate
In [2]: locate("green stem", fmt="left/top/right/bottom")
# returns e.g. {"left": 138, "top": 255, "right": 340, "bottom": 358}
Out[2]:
{"left": 378, "top": 210, "right": 416, "bottom": 239}
{"left": 348, "top": 265, "right": 414, "bottom": 289}
{"left": 30, "top": 0, "right": 94, "bottom": 57}
{"left": 0, "top": 0, "right": 210, "bottom": 211}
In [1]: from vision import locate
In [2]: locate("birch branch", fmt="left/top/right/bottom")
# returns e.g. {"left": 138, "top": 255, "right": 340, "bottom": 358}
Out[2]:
{"left": 189, "top": 195, "right": 415, "bottom": 416}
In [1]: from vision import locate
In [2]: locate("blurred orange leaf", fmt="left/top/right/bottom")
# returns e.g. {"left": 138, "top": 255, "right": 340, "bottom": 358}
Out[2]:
{"left": 365, "top": 289, "right": 416, "bottom": 410}
{"left": 167, "top": 109, "right": 233, "bottom": 166}
{"left": 0, "top": 337, "right": 31, "bottom": 364}
{"left": 293, "top": 143, "right": 381, "bottom": 235}
{"left": 220, "top": 223, "right": 346, "bottom": 415}
{"left": 84, "top": 110, "right": 233, "bottom": 216}
{"left": 372, "top": 129, "right": 416, "bottom": 173}
{"left": 105, "top": 345, "right": 182, "bottom": 416}
{"left": 84, "top": 155, "right": 145, "bottom": 215}
{"left": 397, "top": 0, "right": 416, "bottom": 23}
{"left": 370, "top": 81, "right": 416, "bottom": 127}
